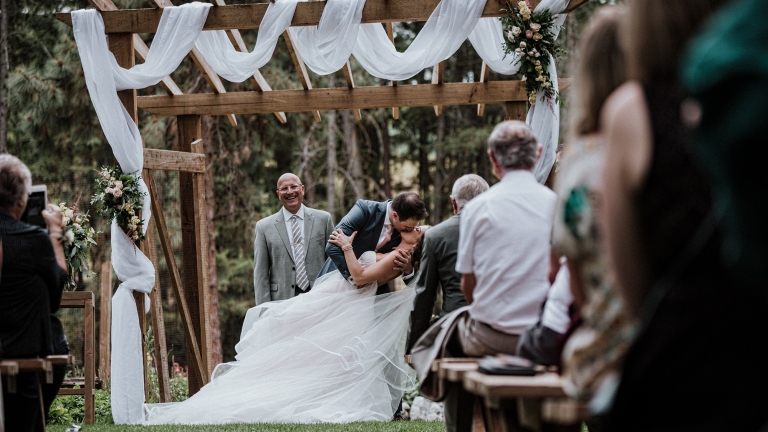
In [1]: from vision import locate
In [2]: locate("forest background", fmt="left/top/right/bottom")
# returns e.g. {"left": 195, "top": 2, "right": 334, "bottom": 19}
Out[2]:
{"left": 0, "top": 0, "right": 617, "bottom": 375}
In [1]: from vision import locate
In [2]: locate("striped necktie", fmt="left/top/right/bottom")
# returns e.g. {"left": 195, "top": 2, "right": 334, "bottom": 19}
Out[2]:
{"left": 290, "top": 215, "right": 309, "bottom": 291}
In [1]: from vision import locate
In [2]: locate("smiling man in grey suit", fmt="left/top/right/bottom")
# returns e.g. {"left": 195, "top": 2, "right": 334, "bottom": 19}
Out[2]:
{"left": 253, "top": 173, "right": 334, "bottom": 305}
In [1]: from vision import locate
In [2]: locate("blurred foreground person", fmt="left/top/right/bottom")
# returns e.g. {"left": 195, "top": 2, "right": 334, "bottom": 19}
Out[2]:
{"left": 600, "top": 0, "right": 768, "bottom": 430}
{"left": 0, "top": 154, "right": 68, "bottom": 431}
{"left": 550, "top": 7, "right": 637, "bottom": 425}
{"left": 683, "top": 0, "right": 768, "bottom": 290}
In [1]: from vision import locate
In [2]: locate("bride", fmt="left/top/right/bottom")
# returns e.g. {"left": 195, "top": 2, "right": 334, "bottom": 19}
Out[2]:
{"left": 143, "top": 226, "right": 428, "bottom": 425}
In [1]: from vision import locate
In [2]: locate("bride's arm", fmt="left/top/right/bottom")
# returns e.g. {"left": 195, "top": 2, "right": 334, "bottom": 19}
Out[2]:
{"left": 328, "top": 229, "right": 401, "bottom": 287}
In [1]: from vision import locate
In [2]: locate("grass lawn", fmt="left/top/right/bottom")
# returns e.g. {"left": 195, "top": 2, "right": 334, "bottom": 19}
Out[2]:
{"left": 46, "top": 421, "right": 446, "bottom": 432}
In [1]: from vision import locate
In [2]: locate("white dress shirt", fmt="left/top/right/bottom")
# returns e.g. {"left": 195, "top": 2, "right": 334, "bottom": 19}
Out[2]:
{"left": 282, "top": 204, "right": 305, "bottom": 261}
{"left": 377, "top": 202, "right": 392, "bottom": 247}
{"left": 456, "top": 170, "right": 557, "bottom": 334}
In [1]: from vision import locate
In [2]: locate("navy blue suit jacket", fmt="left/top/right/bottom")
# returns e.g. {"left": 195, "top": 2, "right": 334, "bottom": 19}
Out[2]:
{"left": 317, "top": 200, "right": 403, "bottom": 286}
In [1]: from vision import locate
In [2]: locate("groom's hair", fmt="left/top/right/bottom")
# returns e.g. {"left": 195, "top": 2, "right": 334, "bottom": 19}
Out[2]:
{"left": 392, "top": 192, "right": 428, "bottom": 222}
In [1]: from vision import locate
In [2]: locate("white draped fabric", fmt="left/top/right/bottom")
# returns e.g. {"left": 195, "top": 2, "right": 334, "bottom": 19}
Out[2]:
{"left": 144, "top": 252, "right": 416, "bottom": 425}
{"left": 71, "top": 3, "right": 211, "bottom": 424}
{"left": 194, "top": 0, "right": 297, "bottom": 83}
{"left": 71, "top": 0, "right": 571, "bottom": 424}
{"left": 469, "top": 0, "right": 568, "bottom": 182}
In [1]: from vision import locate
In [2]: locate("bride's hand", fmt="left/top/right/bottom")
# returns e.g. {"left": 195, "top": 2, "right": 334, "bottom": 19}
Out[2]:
{"left": 328, "top": 229, "right": 356, "bottom": 249}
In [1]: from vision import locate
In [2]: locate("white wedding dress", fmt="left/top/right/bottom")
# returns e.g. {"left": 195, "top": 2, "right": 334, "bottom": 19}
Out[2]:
{"left": 143, "top": 251, "right": 417, "bottom": 425}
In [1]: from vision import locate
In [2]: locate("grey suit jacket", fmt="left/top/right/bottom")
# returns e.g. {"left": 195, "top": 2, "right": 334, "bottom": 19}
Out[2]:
{"left": 253, "top": 206, "right": 334, "bottom": 305}
{"left": 406, "top": 213, "right": 468, "bottom": 353}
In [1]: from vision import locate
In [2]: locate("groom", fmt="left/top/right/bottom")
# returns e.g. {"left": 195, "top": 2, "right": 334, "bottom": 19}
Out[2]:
{"left": 317, "top": 192, "right": 428, "bottom": 295}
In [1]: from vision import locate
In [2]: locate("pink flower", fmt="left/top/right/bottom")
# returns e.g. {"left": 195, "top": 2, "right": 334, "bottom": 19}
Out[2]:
{"left": 533, "top": 33, "right": 543, "bottom": 41}
{"left": 525, "top": 30, "right": 533, "bottom": 39}
{"left": 530, "top": 23, "right": 541, "bottom": 31}
{"left": 105, "top": 187, "right": 115, "bottom": 195}
{"left": 113, "top": 188, "right": 123, "bottom": 198}
{"left": 114, "top": 180, "right": 123, "bottom": 190}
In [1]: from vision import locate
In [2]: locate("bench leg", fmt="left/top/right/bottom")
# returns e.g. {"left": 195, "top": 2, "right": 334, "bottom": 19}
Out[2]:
{"left": 0, "top": 376, "right": 5, "bottom": 432}
{"left": 34, "top": 385, "right": 46, "bottom": 432}
{"left": 84, "top": 298, "right": 95, "bottom": 424}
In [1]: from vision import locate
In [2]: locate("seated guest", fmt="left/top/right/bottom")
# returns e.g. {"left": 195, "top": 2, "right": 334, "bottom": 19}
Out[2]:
{"left": 550, "top": 7, "right": 637, "bottom": 419}
{"left": 0, "top": 154, "right": 68, "bottom": 431}
{"left": 406, "top": 174, "right": 489, "bottom": 354}
{"left": 516, "top": 256, "right": 574, "bottom": 368}
{"left": 413, "top": 121, "right": 556, "bottom": 432}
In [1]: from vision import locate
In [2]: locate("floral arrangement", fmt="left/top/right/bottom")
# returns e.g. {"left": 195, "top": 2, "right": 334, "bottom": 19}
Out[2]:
{"left": 501, "top": 0, "right": 563, "bottom": 105}
{"left": 91, "top": 166, "right": 147, "bottom": 242}
{"left": 58, "top": 202, "right": 98, "bottom": 291}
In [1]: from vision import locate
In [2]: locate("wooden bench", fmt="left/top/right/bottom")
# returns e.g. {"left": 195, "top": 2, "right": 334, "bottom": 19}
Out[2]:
{"left": 1, "top": 358, "right": 54, "bottom": 431}
{"left": 1, "top": 360, "right": 19, "bottom": 431}
{"left": 58, "top": 291, "right": 95, "bottom": 425}
{"left": 463, "top": 371, "right": 585, "bottom": 432}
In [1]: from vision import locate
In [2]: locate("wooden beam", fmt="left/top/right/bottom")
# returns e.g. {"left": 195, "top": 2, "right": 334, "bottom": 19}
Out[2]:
{"left": 283, "top": 30, "right": 322, "bottom": 122}
{"left": 145, "top": 170, "right": 208, "bottom": 388}
{"left": 477, "top": 61, "right": 491, "bottom": 116}
{"left": 431, "top": 61, "right": 444, "bottom": 116}
{"left": 144, "top": 148, "right": 205, "bottom": 173}
{"left": 208, "top": 0, "right": 286, "bottom": 124}
{"left": 342, "top": 61, "right": 362, "bottom": 121}
{"left": 385, "top": 22, "right": 400, "bottom": 120}
{"left": 177, "top": 121, "right": 213, "bottom": 392}
{"left": 98, "top": 261, "right": 112, "bottom": 386}
{"left": 505, "top": 101, "right": 527, "bottom": 121}
{"left": 58, "top": 0, "right": 513, "bottom": 33}
{"left": 138, "top": 79, "right": 571, "bottom": 116}
{"left": 147, "top": 0, "right": 237, "bottom": 127}
{"left": 145, "top": 217, "right": 171, "bottom": 403}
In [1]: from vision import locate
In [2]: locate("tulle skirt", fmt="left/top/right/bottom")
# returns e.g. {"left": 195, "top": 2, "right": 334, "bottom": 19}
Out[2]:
{"left": 143, "top": 265, "right": 417, "bottom": 425}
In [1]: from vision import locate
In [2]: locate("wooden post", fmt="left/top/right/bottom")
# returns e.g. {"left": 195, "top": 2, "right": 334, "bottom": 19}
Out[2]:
{"left": 505, "top": 101, "right": 527, "bottom": 121}
{"left": 98, "top": 261, "right": 112, "bottom": 385}
{"left": 145, "top": 218, "right": 171, "bottom": 402}
{"left": 84, "top": 294, "right": 95, "bottom": 424}
{"left": 177, "top": 115, "right": 212, "bottom": 395}
{"left": 108, "top": 32, "right": 150, "bottom": 402}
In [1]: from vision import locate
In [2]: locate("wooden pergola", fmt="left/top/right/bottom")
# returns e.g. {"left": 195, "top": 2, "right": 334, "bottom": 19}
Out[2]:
{"left": 57, "top": 0, "right": 587, "bottom": 403}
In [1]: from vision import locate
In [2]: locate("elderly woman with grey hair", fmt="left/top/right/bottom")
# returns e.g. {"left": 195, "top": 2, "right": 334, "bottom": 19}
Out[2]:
{"left": 0, "top": 154, "right": 68, "bottom": 431}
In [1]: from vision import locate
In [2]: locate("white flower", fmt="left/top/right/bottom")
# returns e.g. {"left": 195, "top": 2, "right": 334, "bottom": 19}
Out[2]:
{"left": 530, "top": 23, "right": 541, "bottom": 31}
{"left": 65, "top": 230, "right": 75, "bottom": 243}
{"left": 65, "top": 208, "right": 74, "bottom": 219}
{"left": 521, "top": 75, "right": 527, "bottom": 82}
{"left": 62, "top": 216, "right": 70, "bottom": 226}
{"left": 519, "top": 41, "right": 526, "bottom": 48}
{"left": 535, "top": 52, "right": 541, "bottom": 57}
{"left": 506, "top": 30, "right": 515, "bottom": 42}
{"left": 512, "top": 26, "right": 521, "bottom": 36}
{"left": 74, "top": 223, "right": 82, "bottom": 230}
{"left": 515, "top": 48, "right": 523, "bottom": 55}
{"left": 528, "top": 51, "right": 534, "bottom": 56}
{"left": 114, "top": 180, "right": 123, "bottom": 190}
{"left": 87, "top": 229, "right": 94, "bottom": 238}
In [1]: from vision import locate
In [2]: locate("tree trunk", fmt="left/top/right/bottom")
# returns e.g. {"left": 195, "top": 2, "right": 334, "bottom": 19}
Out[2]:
{"left": 418, "top": 118, "right": 431, "bottom": 214}
{"left": 0, "top": 0, "right": 8, "bottom": 153}
{"left": 301, "top": 134, "right": 316, "bottom": 208}
{"left": 201, "top": 115, "right": 222, "bottom": 368}
{"left": 380, "top": 116, "right": 392, "bottom": 198}
{"left": 326, "top": 76, "right": 337, "bottom": 220}
{"left": 342, "top": 110, "right": 364, "bottom": 200}
{"left": 433, "top": 114, "right": 446, "bottom": 224}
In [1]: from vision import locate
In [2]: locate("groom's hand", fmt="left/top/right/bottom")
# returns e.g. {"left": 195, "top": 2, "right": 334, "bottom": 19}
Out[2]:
{"left": 393, "top": 249, "right": 413, "bottom": 275}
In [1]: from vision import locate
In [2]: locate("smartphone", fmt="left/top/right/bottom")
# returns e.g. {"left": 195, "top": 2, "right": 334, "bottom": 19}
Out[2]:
{"left": 21, "top": 185, "right": 48, "bottom": 228}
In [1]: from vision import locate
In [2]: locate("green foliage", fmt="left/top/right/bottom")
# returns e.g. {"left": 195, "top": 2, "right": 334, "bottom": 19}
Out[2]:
{"left": 91, "top": 166, "right": 148, "bottom": 241}
{"left": 49, "top": 388, "right": 114, "bottom": 425}
{"left": 501, "top": 1, "right": 565, "bottom": 104}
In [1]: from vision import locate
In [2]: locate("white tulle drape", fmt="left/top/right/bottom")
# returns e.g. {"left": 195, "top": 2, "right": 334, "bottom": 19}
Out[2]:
{"left": 469, "top": 0, "right": 568, "bottom": 182}
{"left": 72, "top": 0, "right": 572, "bottom": 423}
{"left": 71, "top": 3, "right": 211, "bottom": 424}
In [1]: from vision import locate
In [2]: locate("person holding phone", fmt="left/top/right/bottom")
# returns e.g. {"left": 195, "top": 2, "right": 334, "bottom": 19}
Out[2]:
{"left": 0, "top": 154, "right": 68, "bottom": 431}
